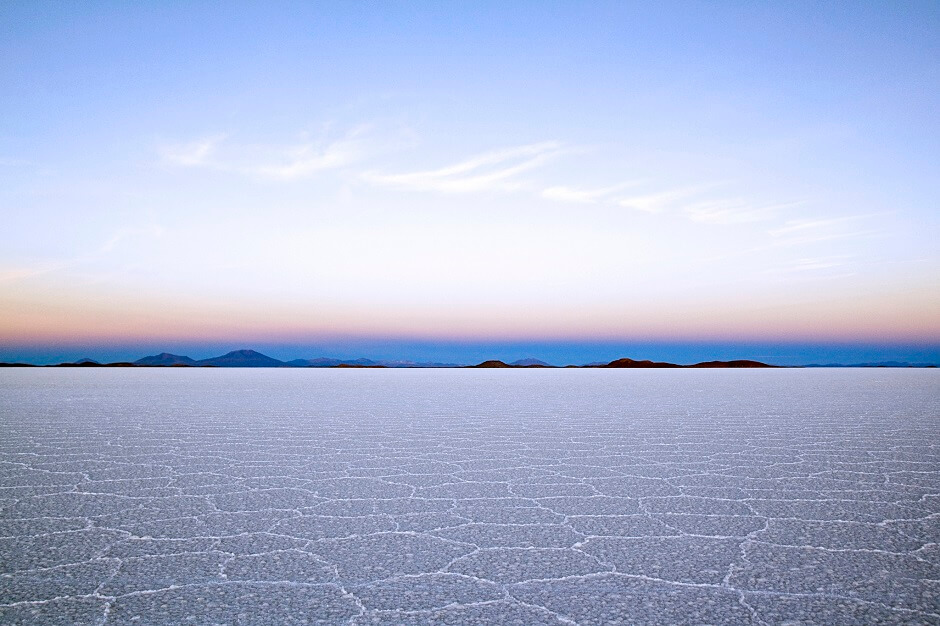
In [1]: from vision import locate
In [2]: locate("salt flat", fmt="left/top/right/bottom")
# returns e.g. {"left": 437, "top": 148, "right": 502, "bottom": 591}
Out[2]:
{"left": 0, "top": 368, "right": 937, "bottom": 624}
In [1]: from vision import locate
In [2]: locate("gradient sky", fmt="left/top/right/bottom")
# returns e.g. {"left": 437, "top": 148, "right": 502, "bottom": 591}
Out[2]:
{"left": 2, "top": 1, "right": 939, "bottom": 364}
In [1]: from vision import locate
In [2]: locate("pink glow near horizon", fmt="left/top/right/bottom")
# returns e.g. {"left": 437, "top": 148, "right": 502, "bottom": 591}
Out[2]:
{"left": 3, "top": 281, "right": 937, "bottom": 346}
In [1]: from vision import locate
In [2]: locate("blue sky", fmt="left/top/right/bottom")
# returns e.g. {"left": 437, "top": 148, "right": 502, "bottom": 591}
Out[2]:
{"left": 1, "top": 1, "right": 938, "bottom": 364}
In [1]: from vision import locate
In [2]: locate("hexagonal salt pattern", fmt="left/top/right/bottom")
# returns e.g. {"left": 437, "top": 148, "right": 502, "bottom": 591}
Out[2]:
{"left": 0, "top": 368, "right": 937, "bottom": 624}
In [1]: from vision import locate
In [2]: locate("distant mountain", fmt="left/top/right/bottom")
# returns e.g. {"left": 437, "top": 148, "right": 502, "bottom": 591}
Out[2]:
{"left": 286, "top": 357, "right": 378, "bottom": 367}
{"left": 855, "top": 361, "right": 917, "bottom": 367}
{"left": 135, "top": 353, "right": 196, "bottom": 366}
{"left": 55, "top": 358, "right": 109, "bottom": 367}
{"left": 195, "top": 350, "right": 286, "bottom": 368}
{"left": 57, "top": 359, "right": 135, "bottom": 367}
{"left": 18, "top": 348, "right": 797, "bottom": 369}
{"left": 601, "top": 358, "right": 681, "bottom": 368}
{"left": 286, "top": 358, "right": 337, "bottom": 367}
{"left": 346, "top": 358, "right": 381, "bottom": 367}
{"left": 285, "top": 357, "right": 356, "bottom": 367}
{"left": 510, "top": 358, "right": 552, "bottom": 367}
{"left": 287, "top": 356, "right": 463, "bottom": 368}
{"left": 804, "top": 361, "right": 937, "bottom": 368}
{"left": 595, "top": 358, "right": 775, "bottom": 368}
{"left": 689, "top": 360, "right": 776, "bottom": 368}
{"left": 376, "top": 360, "right": 462, "bottom": 368}
{"left": 471, "top": 359, "right": 555, "bottom": 368}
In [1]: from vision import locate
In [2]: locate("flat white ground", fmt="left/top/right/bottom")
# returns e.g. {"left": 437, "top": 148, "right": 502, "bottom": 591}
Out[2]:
{"left": 0, "top": 368, "right": 937, "bottom": 624}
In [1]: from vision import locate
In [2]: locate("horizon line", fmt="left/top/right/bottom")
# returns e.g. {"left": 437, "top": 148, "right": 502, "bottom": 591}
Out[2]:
{"left": 2, "top": 347, "right": 938, "bottom": 369}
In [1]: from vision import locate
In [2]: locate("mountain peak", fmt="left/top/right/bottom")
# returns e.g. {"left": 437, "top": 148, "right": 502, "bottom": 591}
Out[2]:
{"left": 510, "top": 358, "right": 552, "bottom": 367}
{"left": 603, "top": 358, "right": 680, "bottom": 368}
{"left": 195, "top": 350, "right": 285, "bottom": 368}
{"left": 135, "top": 353, "right": 196, "bottom": 366}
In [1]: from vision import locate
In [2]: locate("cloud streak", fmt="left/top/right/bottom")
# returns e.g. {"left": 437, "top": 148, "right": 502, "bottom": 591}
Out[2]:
{"left": 616, "top": 185, "right": 721, "bottom": 214}
{"left": 0, "top": 263, "right": 67, "bottom": 283}
{"left": 763, "top": 214, "right": 884, "bottom": 249}
{"left": 255, "top": 129, "right": 368, "bottom": 180}
{"left": 160, "top": 135, "right": 226, "bottom": 167}
{"left": 683, "top": 200, "right": 803, "bottom": 225}
{"left": 0, "top": 225, "right": 165, "bottom": 284}
{"left": 768, "top": 216, "right": 865, "bottom": 237}
{"left": 362, "top": 141, "right": 565, "bottom": 194}
{"left": 159, "top": 128, "right": 370, "bottom": 180}
{"left": 541, "top": 182, "right": 642, "bottom": 204}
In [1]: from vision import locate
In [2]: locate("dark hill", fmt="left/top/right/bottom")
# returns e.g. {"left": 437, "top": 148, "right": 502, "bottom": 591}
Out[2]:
{"left": 472, "top": 360, "right": 512, "bottom": 368}
{"left": 599, "top": 357, "right": 776, "bottom": 368}
{"left": 56, "top": 361, "right": 135, "bottom": 367}
{"left": 135, "top": 353, "right": 196, "bottom": 366}
{"left": 688, "top": 360, "right": 776, "bottom": 368}
{"left": 602, "top": 358, "right": 681, "bottom": 368}
{"left": 195, "top": 350, "right": 286, "bottom": 368}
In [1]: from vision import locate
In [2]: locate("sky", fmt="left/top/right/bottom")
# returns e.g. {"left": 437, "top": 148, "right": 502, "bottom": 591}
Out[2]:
{"left": 1, "top": 1, "right": 939, "bottom": 365}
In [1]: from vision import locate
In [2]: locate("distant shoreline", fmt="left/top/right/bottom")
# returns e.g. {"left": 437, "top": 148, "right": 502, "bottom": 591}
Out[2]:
{"left": 0, "top": 349, "right": 936, "bottom": 369}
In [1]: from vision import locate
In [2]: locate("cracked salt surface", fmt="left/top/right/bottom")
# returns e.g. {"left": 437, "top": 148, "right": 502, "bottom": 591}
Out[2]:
{"left": 0, "top": 368, "right": 937, "bottom": 624}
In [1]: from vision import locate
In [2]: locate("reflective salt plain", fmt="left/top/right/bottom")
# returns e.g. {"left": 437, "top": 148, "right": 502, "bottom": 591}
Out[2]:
{"left": 0, "top": 368, "right": 938, "bottom": 625}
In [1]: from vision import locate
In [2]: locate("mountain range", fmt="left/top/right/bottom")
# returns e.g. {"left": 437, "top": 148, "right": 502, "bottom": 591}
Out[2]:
{"left": 802, "top": 361, "right": 938, "bottom": 368}
{"left": 132, "top": 350, "right": 462, "bottom": 368}
{"left": 473, "top": 358, "right": 778, "bottom": 368}
{"left": 0, "top": 349, "right": 936, "bottom": 368}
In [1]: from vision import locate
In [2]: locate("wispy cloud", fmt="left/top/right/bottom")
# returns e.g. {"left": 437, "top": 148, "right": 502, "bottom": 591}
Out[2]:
{"left": 363, "top": 141, "right": 564, "bottom": 194}
{"left": 160, "top": 135, "right": 226, "bottom": 167}
{"left": 541, "top": 177, "right": 799, "bottom": 229}
{"left": 0, "top": 225, "right": 165, "bottom": 284}
{"left": 0, "top": 263, "right": 67, "bottom": 283}
{"left": 541, "top": 181, "right": 642, "bottom": 204}
{"left": 99, "top": 225, "right": 166, "bottom": 253}
{"left": 159, "top": 127, "right": 370, "bottom": 180}
{"left": 766, "top": 214, "right": 882, "bottom": 248}
{"left": 768, "top": 216, "right": 864, "bottom": 237}
{"left": 684, "top": 200, "right": 802, "bottom": 225}
{"left": 770, "top": 229, "right": 878, "bottom": 248}
{"left": 254, "top": 128, "right": 369, "bottom": 180}
{"left": 764, "top": 255, "right": 858, "bottom": 280}
{"left": 616, "top": 185, "right": 718, "bottom": 214}
{"left": 781, "top": 255, "right": 852, "bottom": 272}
